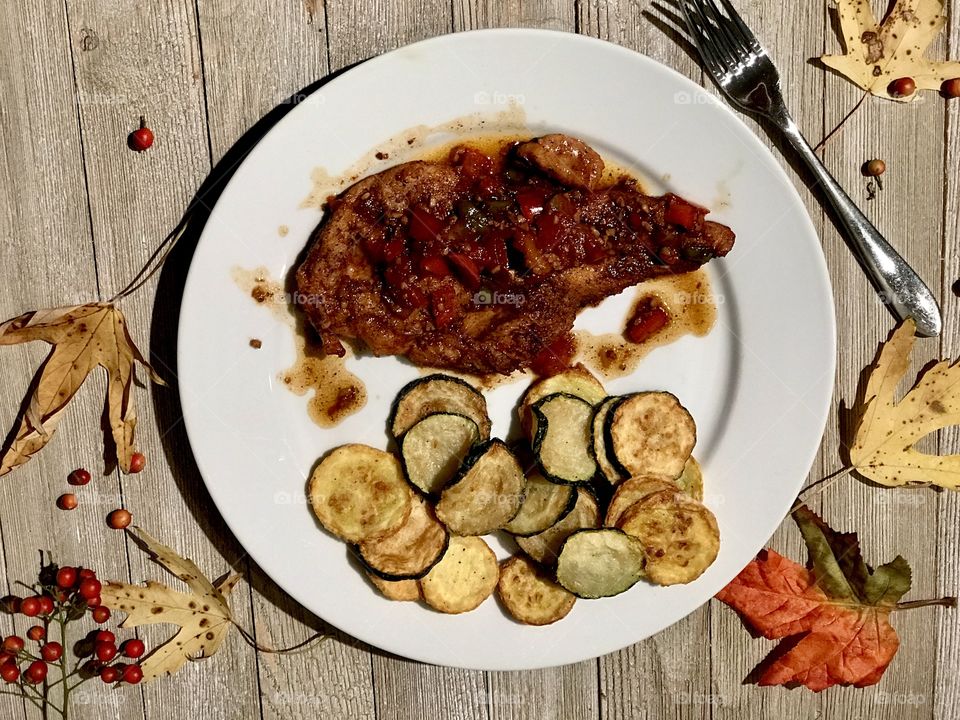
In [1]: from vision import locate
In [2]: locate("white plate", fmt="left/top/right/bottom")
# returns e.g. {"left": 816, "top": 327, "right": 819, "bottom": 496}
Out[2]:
{"left": 178, "top": 29, "right": 836, "bottom": 670}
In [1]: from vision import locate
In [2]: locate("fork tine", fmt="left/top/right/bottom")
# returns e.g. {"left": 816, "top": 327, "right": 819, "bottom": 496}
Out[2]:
{"left": 682, "top": 0, "right": 736, "bottom": 71}
{"left": 697, "top": 0, "right": 748, "bottom": 58}
{"left": 678, "top": 1, "right": 727, "bottom": 76}
{"left": 715, "top": 0, "right": 763, "bottom": 53}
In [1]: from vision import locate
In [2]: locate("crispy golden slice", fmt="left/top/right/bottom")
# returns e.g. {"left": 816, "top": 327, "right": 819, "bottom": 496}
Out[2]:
{"left": 603, "top": 475, "right": 677, "bottom": 527}
{"left": 368, "top": 573, "right": 421, "bottom": 602}
{"left": 519, "top": 364, "right": 606, "bottom": 437}
{"left": 420, "top": 536, "right": 499, "bottom": 614}
{"left": 675, "top": 456, "right": 704, "bottom": 501}
{"left": 607, "top": 392, "right": 696, "bottom": 478}
{"left": 358, "top": 495, "right": 449, "bottom": 579}
{"left": 390, "top": 374, "right": 491, "bottom": 440}
{"left": 555, "top": 528, "right": 646, "bottom": 598}
{"left": 400, "top": 412, "right": 480, "bottom": 495}
{"left": 308, "top": 445, "right": 412, "bottom": 543}
{"left": 497, "top": 555, "right": 576, "bottom": 625}
{"left": 516, "top": 488, "right": 599, "bottom": 566}
{"left": 617, "top": 490, "right": 720, "bottom": 586}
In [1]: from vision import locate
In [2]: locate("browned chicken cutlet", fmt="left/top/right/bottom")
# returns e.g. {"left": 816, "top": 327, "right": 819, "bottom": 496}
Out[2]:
{"left": 296, "top": 134, "right": 734, "bottom": 375}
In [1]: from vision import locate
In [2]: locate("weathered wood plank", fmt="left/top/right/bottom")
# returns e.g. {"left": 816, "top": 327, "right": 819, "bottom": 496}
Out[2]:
{"left": 194, "top": 2, "right": 377, "bottom": 718}
{"left": 62, "top": 0, "right": 260, "bottom": 718}
{"left": 0, "top": 1, "right": 119, "bottom": 719}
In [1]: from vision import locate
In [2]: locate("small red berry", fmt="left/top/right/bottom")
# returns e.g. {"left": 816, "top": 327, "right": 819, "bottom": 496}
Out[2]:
{"left": 79, "top": 568, "right": 97, "bottom": 580}
{"left": 107, "top": 508, "right": 133, "bottom": 529}
{"left": 56, "top": 566, "right": 78, "bottom": 589}
{"left": 85, "top": 595, "right": 102, "bottom": 608}
{"left": 128, "top": 452, "right": 147, "bottom": 473}
{"left": 19, "top": 596, "right": 40, "bottom": 617}
{"left": 2, "top": 636, "right": 24, "bottom": 654}
{"left": 99, "top": 665, "right": 120, "bottom": 684}
{"left": 95, "top": 630, "right": 116, "bottom": 645}
{"left": 122, "top": 663, "right": 143, "bottom": 684}
{"left": 128, "top": 124, "right": 154, "bottom": 153}
{"left": 0, "top": 652, "right": 14, "bottom": 666}
{"left": 121, "top": 638, "right": 145, "bottom": 659}
{"left": 68, "top": 468, "right": 92, "bottom": 486}
{"left": 40, "top": 642, "right": 63, "bottom": 662}
{"left": 57, "top": 493, "right": 78, "bottom": 510}
{"left": 941, "top": 78, "right": 960, "bottom": 98}
{"left": 889, "top": 76, "right": 916, "bottom": 98}
{"left": 25, "top": 660, "right": 47, "bottom": 683}
{"left": 79, "top": 578, "right": 102, "bottom": 600}
{"left": 37, "top": 595, "right": 55, "bottom": 616}
{"left": 95, "top": 641, "right": 117, "bottom": 663}
{"left": 26, "top": 626, "right": 45, "bottom": 642}
{"left": 0, "top": 595, "right": 21, "bottom": 614}
{"left": 0, "top": 663, "right": 19, "bottom": 683}
{"left": 92, "top": 606, "right": 111, "bottom": 624}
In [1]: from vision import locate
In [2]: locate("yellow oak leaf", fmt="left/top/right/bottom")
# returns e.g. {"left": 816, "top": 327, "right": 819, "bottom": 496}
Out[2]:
{"left": 850, "top": 319, "right": 960, "bottom": 488}
{"left": 100, "top": 528, "right": 241, "bottom": 682}
{"left": 0, "top": 303, "right": 163, "bottom": 476}
{"left": 821, "top": 0, "right": 960, "bottom": 101}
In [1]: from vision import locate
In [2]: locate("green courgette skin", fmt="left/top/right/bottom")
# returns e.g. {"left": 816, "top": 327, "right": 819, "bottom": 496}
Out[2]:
{"left": 531, "top": 393, "right": 598, "bottom": 485}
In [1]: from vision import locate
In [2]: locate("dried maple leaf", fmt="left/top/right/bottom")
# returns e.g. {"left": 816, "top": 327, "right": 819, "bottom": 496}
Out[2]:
{"left": 850, "top": 319, "right": 960, "bottom": 489}
{"left": 0, "top": 303, "right": 163, "bottom": 476}
{"left": 100, "top": 528, "right": 241, "bottom": 682}
{"left": 716, "top": 506, "right": 911, "bottom": 691}
{"left": 821, "top": 0, "right": 960, "bottom": 101}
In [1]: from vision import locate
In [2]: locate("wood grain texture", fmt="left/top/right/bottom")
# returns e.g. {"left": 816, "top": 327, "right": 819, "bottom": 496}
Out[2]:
{"left": 0, "top": 1, "right": 956, "bottom": 719}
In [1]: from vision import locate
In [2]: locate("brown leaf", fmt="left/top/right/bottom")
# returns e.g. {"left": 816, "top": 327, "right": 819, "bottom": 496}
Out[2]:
{"left": 821, "top": 0, "right": 960, "bottom": 101}
{"left": 850, "top": 319, "right": 960, "bottom": 488}
{"left": 100, "top": 528, "right": 240, "bottom": 682}
{"left": 0, "top": 303, "right": 163, "bottom": 476}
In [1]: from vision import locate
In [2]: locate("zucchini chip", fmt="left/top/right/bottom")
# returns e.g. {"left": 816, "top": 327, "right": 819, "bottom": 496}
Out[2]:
{"left": 497, "top": 555, "right": 576, "bottom": 625}
{"left": 519, "top": 364, "right": 606, "bottom": 437}
{"left": 555, "top": 528, "right": 647, "bottom": 598}
{"left": 516, "top": 488, "right": 599, "bottom": 566}
{"left": 503, "top": 472, "right": 576, "bottom": 537}
{"left": 358, "top": 495, "right": 449, "bottom": 580}
{"left": 532, "top": 394, "right": 597, "bottom": 484}
{"left": 390, "top": 374, "right": 491, "bottom": 440}
{"left": 308, "top": 445, "right": 412, "bottom": 543}
{"left": 400, "top": 413, "right": 480, "bottom": 495}
{"left": 368, "top": 573, "right": 421, "bottom": 602}
{"left": 420, "top": 536, "right": 499, "bottom": 614}
{"left": 435, "top": 440, "right": 526, "bottom": 535}
{"left": 591, "top": 397, "right": 624, "bottom": 484}
{"left": 617, "top": 491, "right": 720, "bottom": 586}
{"left": 603, "top": 475, "right": 677, "bottom": 528}
{"left": 605, "top": 392, "right": 696, "bottom": 478}
{"left": 675, "top": 456, "right": 704, "bottom": 501}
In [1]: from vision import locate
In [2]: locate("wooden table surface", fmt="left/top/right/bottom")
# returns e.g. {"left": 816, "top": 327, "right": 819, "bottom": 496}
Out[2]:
{"left": 1, "top": 1, "right": 958, "bottom": 718}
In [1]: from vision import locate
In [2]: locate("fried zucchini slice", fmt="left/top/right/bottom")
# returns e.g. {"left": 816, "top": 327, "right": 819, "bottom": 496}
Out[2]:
{"left": 497, "top": 555, "right": 576, "bottom": 625}
{"left": 435, "top": 440, "right": 526, "bottom": 535}
{"left": 605, "top": 392, "right": 696, "bottom": 478}
{"left": 532, "top": 394, "right": 597, "bottom": 484}
{"left": 675, "top": 456, "right": 704, "bottom": 501}
{"left": 420, "top": 536, "right": 499, "bottom": 613}
{"left": 400, "top": 413, "right": 480, "bottom": 495}
{"left": 308, "top": 445, "right": 412, "bottom": 543}
{"left": 502, "top": 472, "right": 576, "bottom": 536}
{"left": 368, "top": 573, "right": 421, "bottom": 602}
{"left": 357, "top": 495, "right": 449, "bottom": 579}
{"left": 617, "top": 491, "right": 720, "bottom": 586}
{"left": 603, "top": 475, "right": 677, "bottom": 527}
{"left": 519, "top": 364, "right": 606, "bottom": 437}
{"left": 516, "top": 488, "right": 599, "bottom": 566}
{"left": 591, "top": 397, "right": 624, "bottom": 484}
{"left": 390, "top": 374, "right": 491, "bottom": 440}
{"left": 555, "top": 528, "right": 647, "bottom": 598}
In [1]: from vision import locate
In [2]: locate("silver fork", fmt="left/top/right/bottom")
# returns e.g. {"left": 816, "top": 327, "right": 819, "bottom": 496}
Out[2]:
{"left": 679, "top": 0, "right": 942, "bottom": 337}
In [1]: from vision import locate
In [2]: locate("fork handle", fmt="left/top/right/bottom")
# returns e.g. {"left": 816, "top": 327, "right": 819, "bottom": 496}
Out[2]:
{"left": 774, "top": 113, "right": 942, "bottom": 337}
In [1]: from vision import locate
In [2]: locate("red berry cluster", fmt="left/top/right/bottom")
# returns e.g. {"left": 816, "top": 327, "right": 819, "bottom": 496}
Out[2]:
{"left": 0, "top": 560, "right": 146, "bottom": 693}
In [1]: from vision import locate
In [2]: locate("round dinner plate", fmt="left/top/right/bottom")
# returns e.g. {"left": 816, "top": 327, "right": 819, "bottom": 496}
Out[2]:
{"left": 177, "top": 29, "right": 836, "bottom": 670}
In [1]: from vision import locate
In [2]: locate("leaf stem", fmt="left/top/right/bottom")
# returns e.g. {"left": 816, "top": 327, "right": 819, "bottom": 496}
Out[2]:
{"left": 231, "top": 621, "right": 331, "bottom": 655}
{"left": 813, "top": 91, "right": 869, "bottom": 153}
{"left": 895, "top": 596, "right": 957, "bottom": 611}
{"left": 791, "top": 466, "right": 853, "bottom": 511}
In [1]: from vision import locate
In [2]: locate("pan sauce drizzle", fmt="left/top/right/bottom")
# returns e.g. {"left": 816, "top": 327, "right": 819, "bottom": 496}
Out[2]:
{"left": 577, "top": 269, "right": 717, "bottom": 379}
{"left": 231, "top": 266, "right": 367, "bottom": 427}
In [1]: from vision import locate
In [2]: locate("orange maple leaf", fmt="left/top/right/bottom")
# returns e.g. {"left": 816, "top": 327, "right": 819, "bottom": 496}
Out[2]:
{"left": 715, "top": 506, "right": 910, "bottom": 691}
